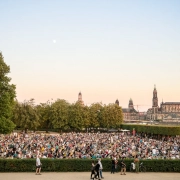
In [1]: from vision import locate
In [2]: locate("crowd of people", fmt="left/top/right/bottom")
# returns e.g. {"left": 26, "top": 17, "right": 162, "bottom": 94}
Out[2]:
{"left": 0, "top": 131, "right": 180, "bottom": 160}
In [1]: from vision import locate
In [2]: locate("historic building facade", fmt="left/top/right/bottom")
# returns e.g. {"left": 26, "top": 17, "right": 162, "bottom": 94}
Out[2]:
{"left": 116, "top": 98, "right": 139, "bottom": 120}
{"left": 147, "top": 86, "right": 180, "bottom": 120}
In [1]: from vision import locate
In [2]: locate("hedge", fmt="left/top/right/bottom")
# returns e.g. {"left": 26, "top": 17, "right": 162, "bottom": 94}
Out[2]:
{"left": 0, "top": 159, "right": 180, "bottom": 172}
{"left": 121, "top": 124, "right": 180, "bottom": 136}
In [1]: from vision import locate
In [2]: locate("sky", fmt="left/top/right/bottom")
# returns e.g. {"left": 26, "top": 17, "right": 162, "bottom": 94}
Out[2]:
{"left": 0, "top": 0, "right": 180, "bottom": 111}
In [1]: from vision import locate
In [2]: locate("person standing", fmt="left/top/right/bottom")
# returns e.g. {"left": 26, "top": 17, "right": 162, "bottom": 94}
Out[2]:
{"left": 90, "top": 160, "right": 95, "bottom": 179}
{"left": 134, "top": 155, "right": 139, "bottom": 173}
{"left": 94, "top": 161, "right": 101, "bottom": 180}
{"left": 36, "top": 155, "right": 42, "bottom": 175}
{"left": 111, "top": 157, "right": 115, "bottom": 174}
{"left": 120, "top": 158, "right": 126, "bottom": 175}
{"left": 98, "top": 158, "right": 104, "bottom": 179}
{"left": 114, "top": 157, "right": 118, "bottom": 173}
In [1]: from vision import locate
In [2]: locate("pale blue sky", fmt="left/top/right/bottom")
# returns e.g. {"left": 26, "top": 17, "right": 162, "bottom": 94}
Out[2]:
{"left": 0, "top": 0, "right": 180, "bottom": 111}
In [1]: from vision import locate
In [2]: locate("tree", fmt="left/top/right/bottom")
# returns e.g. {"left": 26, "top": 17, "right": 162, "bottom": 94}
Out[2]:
{"left": 101, "top": 103, "right": 123, "bottom": 129}
{"left": 89, "top": 103, "right": 103, "bottom": 129}
{"left": 51, "top": 99, "right": 70, "bottom": 131}
{"left": 12, "top": 99, "right": 40, "bottom": 132}
{"left": 67, "top": 102, "right": 85, "bottom": 131}
{"left": 36, "top": 100, "right": 54, "bottom": 132}
{"left": 0, "top": 52, "right": 16, "bottom": 133}
{"left": 82, "top": 105, "right": 90, "bottom": 131}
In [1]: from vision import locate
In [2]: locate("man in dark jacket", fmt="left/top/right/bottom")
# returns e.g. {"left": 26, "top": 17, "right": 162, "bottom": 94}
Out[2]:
{"left": 111, "top": 157, "right": 115, "bottom": 174}
{"left": 94, "top": 161, "right": 101, "bottom": 180}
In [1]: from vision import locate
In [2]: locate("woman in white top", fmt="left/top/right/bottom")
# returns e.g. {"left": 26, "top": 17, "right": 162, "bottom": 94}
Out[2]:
{"left": 36, "top": 155, "right": 42, "bottom": 175}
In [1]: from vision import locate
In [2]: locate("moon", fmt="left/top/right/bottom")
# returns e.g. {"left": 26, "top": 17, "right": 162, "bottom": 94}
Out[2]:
{"left": 53, "top": 40, "right": 56, "bottom": 43}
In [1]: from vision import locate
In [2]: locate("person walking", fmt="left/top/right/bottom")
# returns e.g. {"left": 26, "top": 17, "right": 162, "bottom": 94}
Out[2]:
{"left": 134, "top": 155, "right": 139, "bottom": 173}
{"left": 90, "top": 160, "right": 95, "bottom": 179}
{"left": 36, "top": 155, "right": 42, "bottom": 175}
{"left": 120, "top": 158, "right": 126, "bottom": 175}
{"left": 98, "top": 158, "right": 104, "bottom": 179}
{"left": 94, "top": 161, "right": 101, "bottom": 180}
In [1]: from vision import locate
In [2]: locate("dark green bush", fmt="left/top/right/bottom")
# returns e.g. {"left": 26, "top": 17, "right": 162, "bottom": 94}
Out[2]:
{"left": 0, "top": 159, "right": 180, "bottom": 172}
{"left": 121, "top": 124, "right": 180, "bottom": 136}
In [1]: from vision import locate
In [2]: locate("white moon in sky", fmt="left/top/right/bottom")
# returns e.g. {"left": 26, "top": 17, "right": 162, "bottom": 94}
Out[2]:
{"left": 53, "top": 40, "right": 56, "bottom": 43}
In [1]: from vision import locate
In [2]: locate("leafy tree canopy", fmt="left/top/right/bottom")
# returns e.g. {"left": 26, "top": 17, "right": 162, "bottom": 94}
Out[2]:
{"left": 0, "top": 52, "right": 16, "bottom": 133}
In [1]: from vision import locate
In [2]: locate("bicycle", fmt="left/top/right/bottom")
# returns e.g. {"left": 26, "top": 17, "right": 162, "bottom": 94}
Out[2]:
{"left": 130, "top": 162, "right": 146, "bottom": 172}
{"left": 139, "top": 162, "right": 146, "bottom": 172}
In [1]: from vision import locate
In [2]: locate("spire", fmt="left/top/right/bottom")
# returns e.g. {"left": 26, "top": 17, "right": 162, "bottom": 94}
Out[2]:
{"left": 152, "top": 85, "right": 158, "bottom": 107}
{"left": 153, "top": 85, "right": 157, "bottom": 93}
{"left": 154, "top": 84, "right": 157, "bottom": 90}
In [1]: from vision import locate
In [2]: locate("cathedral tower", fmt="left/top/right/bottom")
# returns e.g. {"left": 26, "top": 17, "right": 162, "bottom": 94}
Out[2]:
{"left": 77, "top": 92, "right": 84, "bottom": 105}
{"left": 78, "top": 92, "right": 82, "bottom": 101}
{"left": 152, "top": 85, "right": 158, "bottom": 107}
{"left": 152, "top": 85, "right": 158, "bottom": 119}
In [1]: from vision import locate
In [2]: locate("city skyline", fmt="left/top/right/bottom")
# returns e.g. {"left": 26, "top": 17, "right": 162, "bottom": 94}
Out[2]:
{"left": 0, "top": 0, "right": 180, "bottom": 112}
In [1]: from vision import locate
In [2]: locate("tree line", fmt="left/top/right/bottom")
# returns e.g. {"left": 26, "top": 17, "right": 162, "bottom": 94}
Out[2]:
{"left": 12, "top": 99, "right": 123, "bottom": 132}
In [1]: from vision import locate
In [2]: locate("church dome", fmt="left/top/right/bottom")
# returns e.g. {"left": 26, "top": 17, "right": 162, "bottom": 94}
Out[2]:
{"left": 115, "top": 99, "right": 119, "bottom": 105}
{"left": 129, "top": 98, "right": 133, "bottom": 105}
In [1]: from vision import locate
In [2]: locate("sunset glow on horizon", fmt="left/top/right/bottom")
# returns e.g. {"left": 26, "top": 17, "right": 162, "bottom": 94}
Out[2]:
{"left": 0, "top": 0, "right": 180, "bottom": 112}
